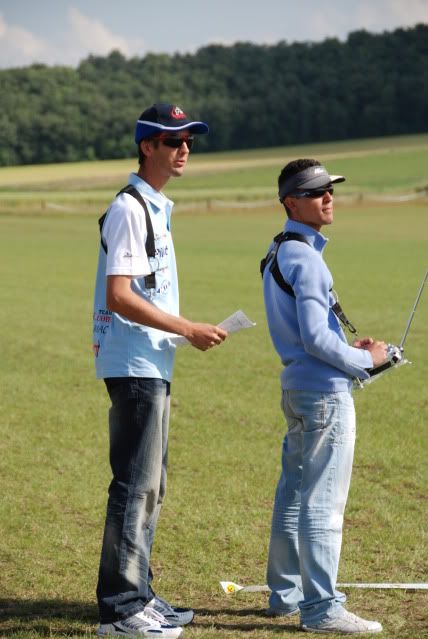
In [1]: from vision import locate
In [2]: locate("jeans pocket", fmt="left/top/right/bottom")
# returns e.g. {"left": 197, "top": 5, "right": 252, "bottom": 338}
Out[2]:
{"left": 287, "top": 391, "right": 329, "bottom": 433}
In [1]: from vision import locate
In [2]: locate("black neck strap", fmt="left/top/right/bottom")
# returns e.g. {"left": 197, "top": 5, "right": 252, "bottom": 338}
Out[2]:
{"left": 99, "top": 185, "right": 156, "bottom": 289}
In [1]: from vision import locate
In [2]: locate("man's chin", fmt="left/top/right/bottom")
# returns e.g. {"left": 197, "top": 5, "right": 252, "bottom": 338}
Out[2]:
{"left": 171, "top": 166, "right": 185, "bottom": 177}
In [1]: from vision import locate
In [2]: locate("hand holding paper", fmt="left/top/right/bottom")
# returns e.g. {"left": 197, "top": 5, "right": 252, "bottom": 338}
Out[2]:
{"left": 217, "top": 309, "right": 256, "bottom": 333}
{"left": 169, "top": 310, "right": 256, "bottom": 347}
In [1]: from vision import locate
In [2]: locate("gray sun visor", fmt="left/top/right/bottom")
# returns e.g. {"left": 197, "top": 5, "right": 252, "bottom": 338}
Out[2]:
{"left": 279, "top": 165, "right": 345, "bottom": 200}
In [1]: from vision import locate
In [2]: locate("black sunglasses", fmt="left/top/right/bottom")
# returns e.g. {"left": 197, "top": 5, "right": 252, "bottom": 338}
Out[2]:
{"left": 158, "top": 136, "right": 194, "bottom": 150}
{"left": 289, "top": 186, "right": 334, "bottom": 199}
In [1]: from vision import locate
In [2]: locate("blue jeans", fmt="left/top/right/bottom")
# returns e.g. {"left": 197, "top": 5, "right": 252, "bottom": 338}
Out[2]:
{"left": 97, "top": 377, "right": 170, "bottom": 623}
{"left": 267, "top": 390, "right": 356, "bottom": 625}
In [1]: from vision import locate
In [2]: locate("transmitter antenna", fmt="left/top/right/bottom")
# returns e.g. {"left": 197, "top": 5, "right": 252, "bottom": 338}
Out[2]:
{"left": 399, "top": 269, "right": 428, "bottom": 350}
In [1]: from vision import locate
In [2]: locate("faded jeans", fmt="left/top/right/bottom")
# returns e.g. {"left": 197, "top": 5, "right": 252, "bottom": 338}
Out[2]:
{"left": 267, "top": 390, "right": 356, "bottom": 625}
{"left": 97, "top": 377, "right": 170, "bottom": 623}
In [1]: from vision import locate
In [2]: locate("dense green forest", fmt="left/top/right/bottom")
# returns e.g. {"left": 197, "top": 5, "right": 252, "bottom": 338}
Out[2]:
{"left": 0, "top": 24, "right": 427, "bottom": 166}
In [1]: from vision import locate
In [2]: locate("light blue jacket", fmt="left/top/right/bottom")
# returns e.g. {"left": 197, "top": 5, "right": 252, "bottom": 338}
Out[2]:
{"left": 263, "top": 219, "right": 372, "bottom": 391}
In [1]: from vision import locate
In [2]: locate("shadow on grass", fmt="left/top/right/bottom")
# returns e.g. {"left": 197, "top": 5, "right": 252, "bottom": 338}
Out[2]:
{"left": 0, "top": 599, "right": 98, "bottom": 636}
{"left": 0, "top": 599, "right": 97, "bottom": 621}
{"left": 0, "top": 601, "right": 302, "bottom": 635}
{"left": 194, "top": 607, "right": 280, "bottom": 617}
{"left": 192, "top": 608, "right": 301, "bottom": 633}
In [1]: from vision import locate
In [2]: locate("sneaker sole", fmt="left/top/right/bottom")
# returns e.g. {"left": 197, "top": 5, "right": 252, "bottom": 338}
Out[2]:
{"left": 301, "top": 623, "right": 383, "bottom": 634}
{"left": 97, "top": 623, "right": 183, "bottom": 638}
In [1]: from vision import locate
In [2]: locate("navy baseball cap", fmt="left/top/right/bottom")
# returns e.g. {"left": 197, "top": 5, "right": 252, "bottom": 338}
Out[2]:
{"left": 279, "top": 165, "right": 345, "bottom": 201}
{"left": 135, "top": 103, "right": 209, "bottom": 144}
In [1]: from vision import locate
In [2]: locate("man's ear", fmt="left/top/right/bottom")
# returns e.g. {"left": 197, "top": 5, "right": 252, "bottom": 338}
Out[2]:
{"left": 284, "top": 196, "right": 298, "bottom": 215}
{"left": 140, "top": 139, "right": 153, "bottom": 158}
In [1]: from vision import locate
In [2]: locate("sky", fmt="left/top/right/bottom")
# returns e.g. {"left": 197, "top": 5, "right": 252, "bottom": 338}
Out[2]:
{"left": 0, "top": 0, "right": 426, "bottom": 69}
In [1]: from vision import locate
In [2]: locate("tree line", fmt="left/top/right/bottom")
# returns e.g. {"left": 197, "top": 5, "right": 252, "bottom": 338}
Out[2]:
{"left": 0, "top": 24, "right": 427, "bottom": 166}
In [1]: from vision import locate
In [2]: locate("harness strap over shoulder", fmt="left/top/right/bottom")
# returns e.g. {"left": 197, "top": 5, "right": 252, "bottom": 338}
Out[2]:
{"left": 260, "top": 231, "right": 309, "bottom": 297}
{"left": 98, "top": 185, "right": 156, "bottom": 289}
{"left": 260, "top": 230, "right": 357, "bottom": 334}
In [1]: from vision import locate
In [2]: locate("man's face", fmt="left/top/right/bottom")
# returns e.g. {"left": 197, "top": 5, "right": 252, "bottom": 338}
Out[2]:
{"left": 285, "top": 187, "right": 334, "bottom": 231}
{"left": 148, "top": 132, "right": 193, "bottom": 179}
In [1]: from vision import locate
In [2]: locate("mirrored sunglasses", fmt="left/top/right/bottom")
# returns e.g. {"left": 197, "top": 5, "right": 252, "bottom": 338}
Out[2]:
{"left": 289, "top": 186, "right": 334, "bottom": 199}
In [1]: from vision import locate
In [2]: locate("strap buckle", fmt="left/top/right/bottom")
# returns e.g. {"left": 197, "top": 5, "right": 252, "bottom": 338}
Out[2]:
{"left": 331, "top": 289, "right": 358, "bottom": 335}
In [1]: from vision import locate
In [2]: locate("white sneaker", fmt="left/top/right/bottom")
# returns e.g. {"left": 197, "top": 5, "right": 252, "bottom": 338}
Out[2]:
{"left": 97, "top": 609, "right": 183, "bottom": 638}
{"left": 142, "top": 605, "right": 179, "bottom": 626}
{"left": 301, "top": 609, "right": 382, "bottom": 634}
{"left": 145, "top": 595, "right": 194, "bottom": 626}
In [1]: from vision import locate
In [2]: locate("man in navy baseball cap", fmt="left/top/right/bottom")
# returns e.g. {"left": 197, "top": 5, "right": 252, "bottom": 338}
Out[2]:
{"left": 135, "top": 103, "right": 209, "bottom": 144}
{"left": 94, "top": 103, "right": 225, "bottom": 638}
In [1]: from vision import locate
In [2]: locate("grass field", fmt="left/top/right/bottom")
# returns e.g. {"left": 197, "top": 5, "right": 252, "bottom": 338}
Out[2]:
{"left": 0, "top": 134, "right": 428, "bottom": 213}
{"left": 0, "top": 135, "right": 427, "bottom": 638}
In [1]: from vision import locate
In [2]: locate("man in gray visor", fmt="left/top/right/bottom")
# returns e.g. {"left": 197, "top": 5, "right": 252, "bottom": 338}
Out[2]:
{"left": 261, "top": 158, "right": 387, "bottom": 634}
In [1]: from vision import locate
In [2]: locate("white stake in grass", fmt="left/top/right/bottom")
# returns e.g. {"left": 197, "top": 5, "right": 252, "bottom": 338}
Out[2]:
{"left": 220, "top": 581, "right": 428, "bottom": 594}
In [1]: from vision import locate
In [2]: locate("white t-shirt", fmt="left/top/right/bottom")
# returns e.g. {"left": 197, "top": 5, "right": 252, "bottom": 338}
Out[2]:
{"left": 92, "top": 173, "right": 179, "bottom": 381}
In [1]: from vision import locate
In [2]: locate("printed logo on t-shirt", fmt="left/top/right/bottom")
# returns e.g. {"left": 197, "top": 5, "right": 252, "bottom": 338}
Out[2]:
{"left": 157, "top": 279, "right": 171, "bottom": 295}
{"left": 93, "top": 309, "right": 112, "bottom": 339}
{"left": 155, "top": 245, "right": 169, "bottom": 260}
{"left": 150, "top": 233, "right": 170, "bottom": 273}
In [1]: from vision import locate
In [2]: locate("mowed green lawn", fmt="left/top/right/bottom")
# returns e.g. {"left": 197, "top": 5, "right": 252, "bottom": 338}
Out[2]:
{"left": 1, "top": 134, "right": 428, "bottom": 211}
{"left": 0, "top": 139, "right": 427, "bottom": 638}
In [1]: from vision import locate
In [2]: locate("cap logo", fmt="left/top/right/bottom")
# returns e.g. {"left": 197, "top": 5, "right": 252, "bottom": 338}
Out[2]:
{"left": 313, "top": 167, "right": 325, "bottom": 174}
{"left": 171, "top": 106, "right": 186, "bottom": 120}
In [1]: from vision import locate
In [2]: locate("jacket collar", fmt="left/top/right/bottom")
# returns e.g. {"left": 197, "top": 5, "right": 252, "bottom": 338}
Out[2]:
{"left": 285, "top": 219, "right": 328, "bottom": 252}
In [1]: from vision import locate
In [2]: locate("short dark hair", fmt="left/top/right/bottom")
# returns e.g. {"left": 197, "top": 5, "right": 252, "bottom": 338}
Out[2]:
{"left": 137, "top": 136, "right": 160, "bottom": 165}
{"left": 278, "top": 158, "right": 321, "bottom": 216}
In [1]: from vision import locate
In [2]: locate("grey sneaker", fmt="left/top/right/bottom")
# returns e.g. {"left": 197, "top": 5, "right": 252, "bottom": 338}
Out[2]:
{"left": 301, "top": 609, "right": 382, "bottom": 634}
{"left": 147, "top": 596, "right": 194, "bottom": 626}
{"left": 96, "top": 609, "right": 183, "bottom": 638}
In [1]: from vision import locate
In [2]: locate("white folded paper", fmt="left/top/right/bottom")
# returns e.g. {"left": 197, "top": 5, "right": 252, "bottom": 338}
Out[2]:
{"left": 169, "top": 310, "right": 256, "bottom": 346}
